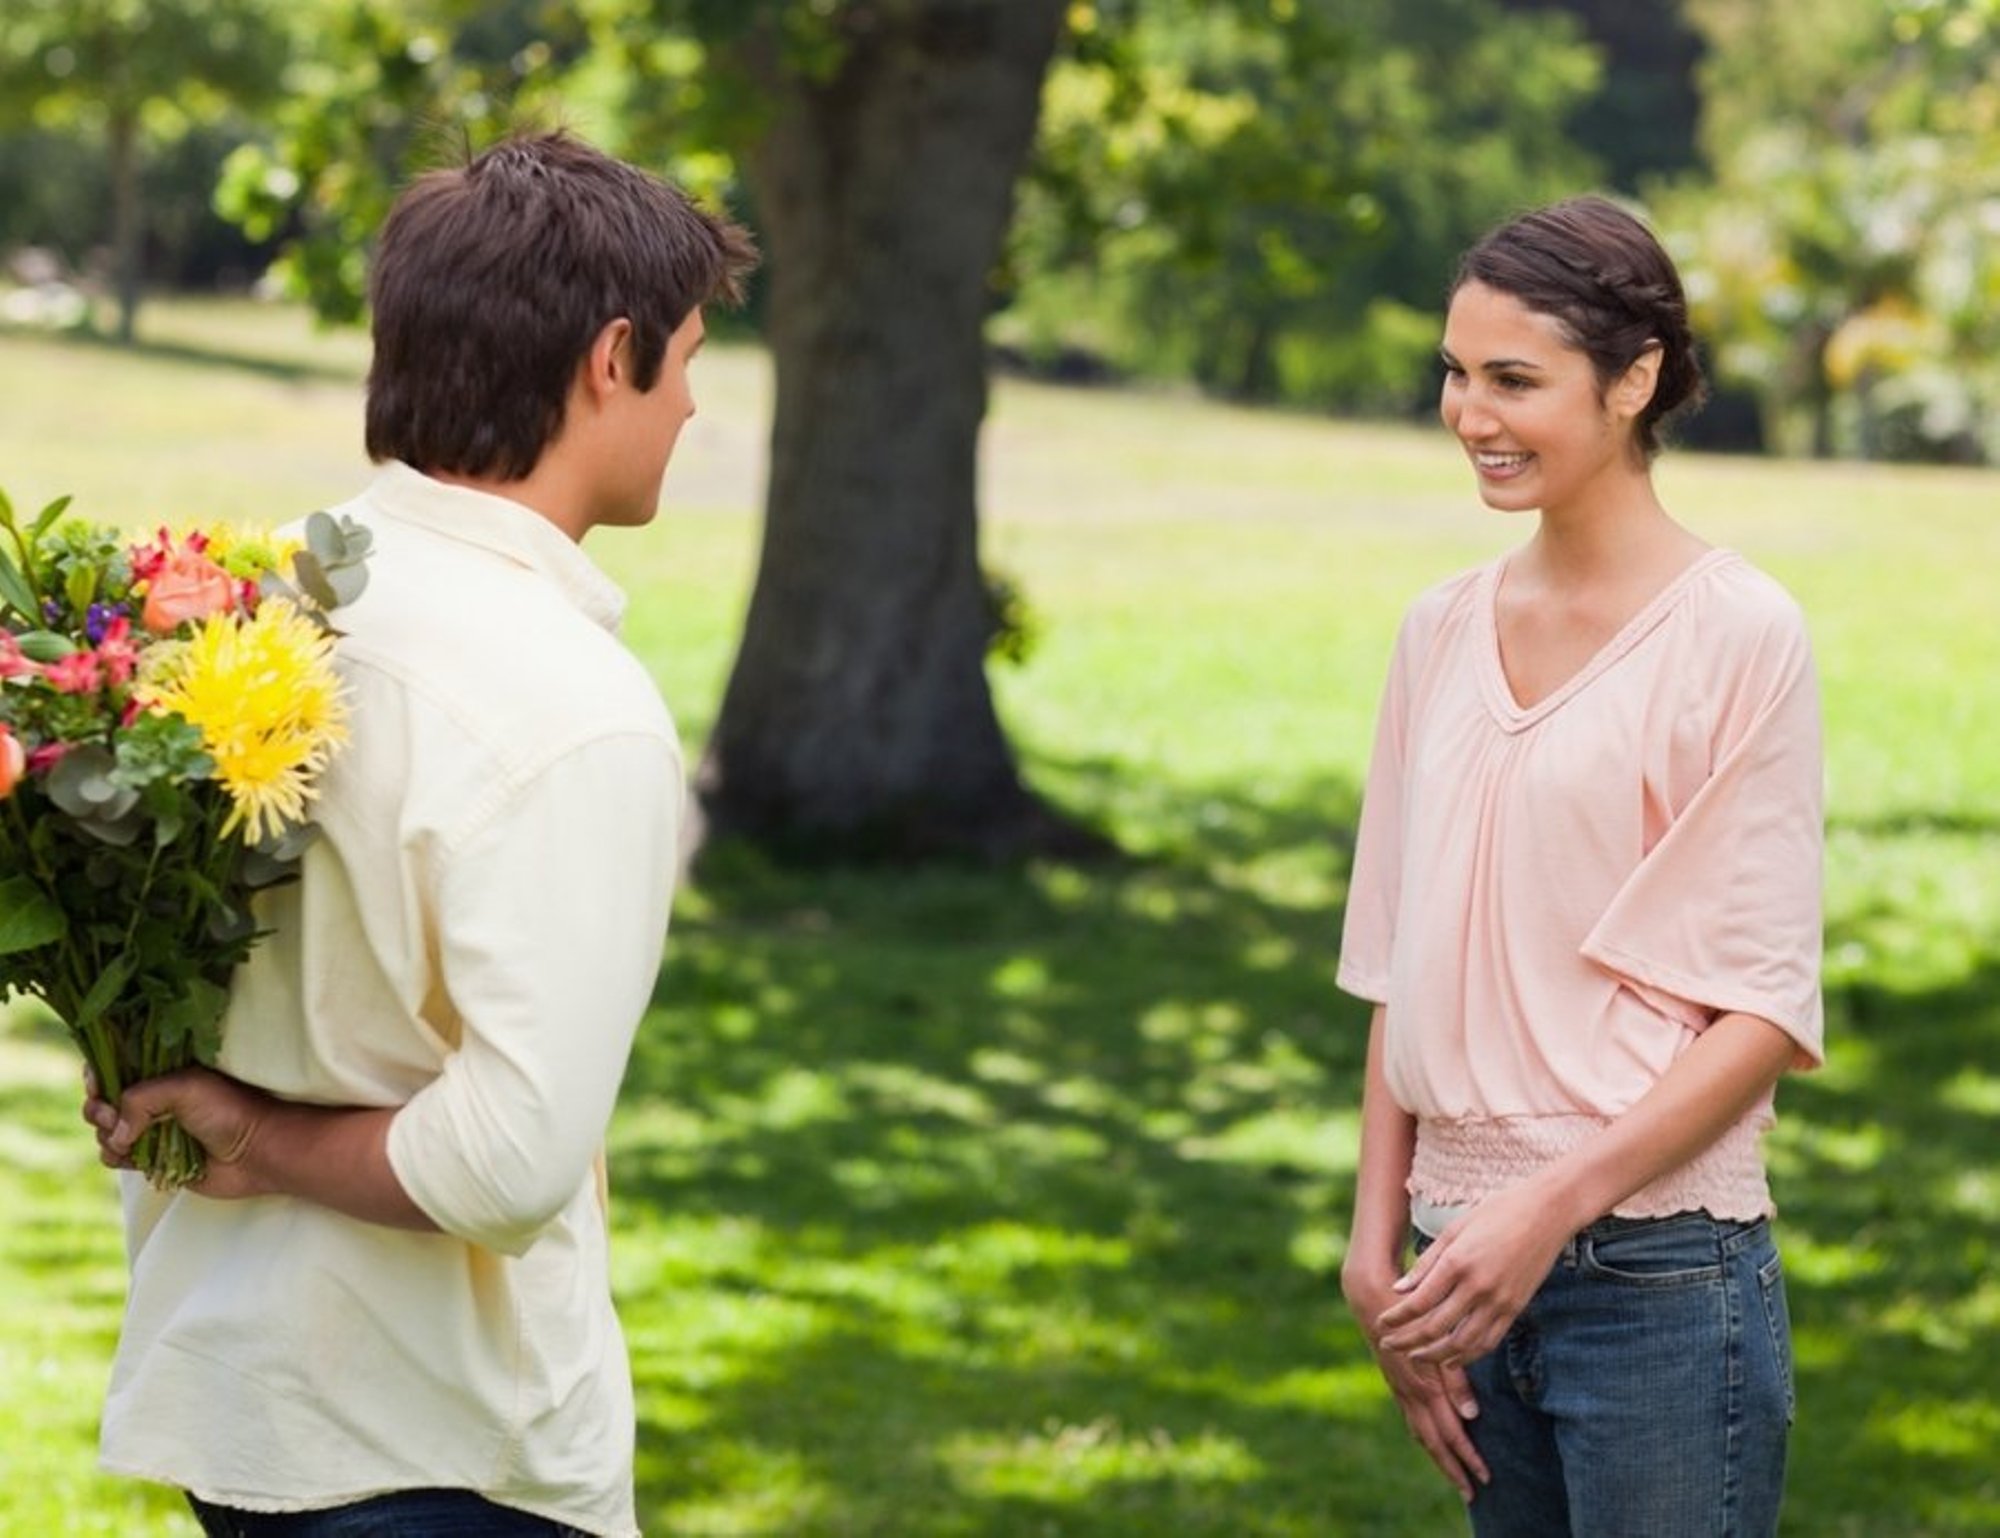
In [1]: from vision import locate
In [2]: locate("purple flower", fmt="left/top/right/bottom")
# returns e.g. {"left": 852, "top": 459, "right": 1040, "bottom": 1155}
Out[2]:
{"left": 85, "top": 602, "right": 130, "bottom": 645}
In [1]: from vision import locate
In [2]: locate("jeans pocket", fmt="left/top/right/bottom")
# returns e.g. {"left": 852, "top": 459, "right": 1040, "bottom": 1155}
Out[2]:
{"left": 1757, "top": 1247, "right": 1798, "bottom": 1425}
{"left": 1578, "top": 1213, "right": 1729, "bottom": 1287}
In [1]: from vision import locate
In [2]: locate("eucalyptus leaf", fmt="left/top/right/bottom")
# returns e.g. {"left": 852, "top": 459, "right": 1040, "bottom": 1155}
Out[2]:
{"left": 78, "top": 809, "right": 148, "bottom": 847}
{"left": 0, "top": 875, "right": 66, "bottom": 955}
{"left": 290, "top": 550, "right": 341, "bottom": 610}
{"left": 304, "top": 509, "right": 342, "bottom": 563}
{"left": 205, "top": 901, "right": 256, "bottom": 945}
{"left": 48, "top": 746, "right": 141, "bottom": 823}
{"left": 326, "top": 563, "right": 368, "bottom": 607}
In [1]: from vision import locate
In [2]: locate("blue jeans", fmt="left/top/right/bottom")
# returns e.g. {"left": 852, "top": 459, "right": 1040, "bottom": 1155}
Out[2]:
{"left": 1448, "top": 1212, "right": 1795, "bottom": 1538}
{"left": 187, "top": 1489, "right": 585, "bottom": 1537}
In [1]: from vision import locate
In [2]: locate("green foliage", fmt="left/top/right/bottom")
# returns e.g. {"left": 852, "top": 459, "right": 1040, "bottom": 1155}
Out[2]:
{"left": 3, "top": 310, "right": 2000, "bottom": 1531}
{"left": 1658, "top": 0, "right": 2000, "bottom": 461}
{"left": 214, "top": 0, "right": 590, "bottom": 323}
{"left": 0, "top": 0, "right": 289, "bottom": 136}
{"left": 0, "top": 0, "right": 292, "bottom": 334}
{"left": 1005, "top": 0, "right": 1601, "bottom": 410}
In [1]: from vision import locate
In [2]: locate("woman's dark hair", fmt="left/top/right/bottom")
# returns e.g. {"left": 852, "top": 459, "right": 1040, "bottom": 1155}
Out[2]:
{"left": 366, "top": 130, "right": 759, "bottom": 480}
{"left": 1454, "top": 195, "right": 1706, "bottom": 461}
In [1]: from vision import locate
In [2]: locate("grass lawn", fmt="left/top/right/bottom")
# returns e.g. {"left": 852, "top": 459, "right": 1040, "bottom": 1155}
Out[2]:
{"left": 2, "top": 298, "right": 1997, "bottom": 1535}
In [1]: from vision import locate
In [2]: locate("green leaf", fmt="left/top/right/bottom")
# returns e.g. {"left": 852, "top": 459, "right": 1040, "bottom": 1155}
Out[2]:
{"left": 290, "top": 550, "right": 341, "bottom": 610}
{"left": 304, "top": 509, "right": 342, "bottom": 564}
{"left": 16, "top": 630, "right": 76, "bottom": 662}
{"left": 48, "top": 746, "right": 141, "bottom": 823}
{"left": 71, "top": 951, "right": 137, "bottom": 1033}
{"left": 0, "top": 544, "right": 38, "bottom": 621}
{"left": 30, "top": 495, "right": 73, "bottom": 539}
{"left": 65, "top": 560, "right": 98, "bottom": 619}
{"left": 0, "top": 875, "right": 67, "bottom": 955}
{"left": 153, "top": 978, "right": 230, "bottom": 1064}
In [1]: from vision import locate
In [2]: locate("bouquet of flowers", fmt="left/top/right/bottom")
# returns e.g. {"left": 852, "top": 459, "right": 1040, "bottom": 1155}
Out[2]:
{"left": 0, "top": 487, "right": 370, "bottom": 1188}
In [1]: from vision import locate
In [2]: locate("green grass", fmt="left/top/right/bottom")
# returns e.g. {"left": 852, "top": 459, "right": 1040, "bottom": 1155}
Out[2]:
{"left": 3, "top": 298, "right": 1998, "bottom": 1535}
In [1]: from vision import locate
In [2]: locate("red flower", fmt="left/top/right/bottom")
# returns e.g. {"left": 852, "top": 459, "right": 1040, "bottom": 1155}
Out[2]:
{"left": 26, "top": 742, "right": 68, "bottom": 775}
{"left": 43, "top": 650, "right": 105, "bottom": 694}
{"left": 0, "top": 634, "right": 35, "bottom": 680}
{"left": 94, "top": 615, "right": 140, "bottom": 688}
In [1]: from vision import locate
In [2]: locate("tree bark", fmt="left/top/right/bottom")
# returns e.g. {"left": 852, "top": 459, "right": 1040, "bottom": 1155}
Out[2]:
{"left": 697, "top": 0, "right": 1104, "bottom": 863}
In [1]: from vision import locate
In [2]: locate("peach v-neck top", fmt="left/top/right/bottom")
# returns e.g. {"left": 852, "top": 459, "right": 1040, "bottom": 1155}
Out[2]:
{"left": 1338, "top": 549, "right": 1824, "bottom": 1219}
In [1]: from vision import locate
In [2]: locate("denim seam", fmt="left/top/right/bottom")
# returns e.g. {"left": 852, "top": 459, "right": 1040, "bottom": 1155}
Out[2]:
{"left": 1721, "top": 1244, "right": 1748, "bottom": 1537}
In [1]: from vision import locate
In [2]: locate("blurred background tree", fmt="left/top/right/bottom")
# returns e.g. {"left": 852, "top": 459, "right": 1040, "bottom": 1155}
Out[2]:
{"left": 1654, "top": 0, "right": 2000, "bottom": 461}
{"left": 5, "top": 0, "right": 1998, "bottom": 856}
{"left": 0, "top": 0, "right": 289, "bottom": 342}
{"left": 1006, "top": 0, "right": 1601, "bottom": 416}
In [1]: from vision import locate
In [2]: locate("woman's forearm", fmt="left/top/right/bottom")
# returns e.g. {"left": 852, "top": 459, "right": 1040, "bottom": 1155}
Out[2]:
{"left": 1527, "top": 1010, "right": 1800, "bottom": 1230}
{"left": 1344, "top": 1006, "right": 1418, "bottom": 1290}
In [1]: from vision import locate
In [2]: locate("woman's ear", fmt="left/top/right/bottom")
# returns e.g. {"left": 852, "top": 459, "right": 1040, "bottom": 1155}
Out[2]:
{"left": 1611, "top": 341, "right": 1663, "bottom": 422}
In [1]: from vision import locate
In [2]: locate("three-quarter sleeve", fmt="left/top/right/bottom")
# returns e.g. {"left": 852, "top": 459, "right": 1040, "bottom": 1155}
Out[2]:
{"left": 1580, "top": 604, "right": 1825, "bottom": 1065}
{"left": 387, "top": 731, "right": 682, "bottom": 1255}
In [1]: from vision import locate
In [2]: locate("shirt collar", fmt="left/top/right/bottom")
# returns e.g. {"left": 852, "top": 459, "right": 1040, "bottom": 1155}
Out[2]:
{"left": 366, "top": 461, "right": 628, "bottom": 633}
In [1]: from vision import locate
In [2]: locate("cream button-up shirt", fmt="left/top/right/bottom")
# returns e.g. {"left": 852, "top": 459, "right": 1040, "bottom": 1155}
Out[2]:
{"left": 101, "top": 463, "right": 682, "bottom": 1537}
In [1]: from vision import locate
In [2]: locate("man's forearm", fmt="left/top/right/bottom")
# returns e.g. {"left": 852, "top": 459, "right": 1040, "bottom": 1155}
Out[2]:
{"left": 102, "top": 1068, "right": 439, "bottom": 1233}
{"left": 244, "top": 1101, "right": 438, "bottom": 1232}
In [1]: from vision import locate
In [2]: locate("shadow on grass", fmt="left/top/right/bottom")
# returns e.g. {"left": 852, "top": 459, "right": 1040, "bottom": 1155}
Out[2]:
{"left": 1774, "top": 944, "right": 2000, "bottom": 1536}
{"left": 613, "top": 768, "right": 1440, "bottom": 1535}
{"left": 2, "top": 322, "right": 363, "bottom": 387}
{"left": 610, "top": 772, "right": 2000, "bottom": 1536}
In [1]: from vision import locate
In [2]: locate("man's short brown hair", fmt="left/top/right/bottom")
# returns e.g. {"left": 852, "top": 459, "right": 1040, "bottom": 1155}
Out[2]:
{"left": 365, "top": 130, "right": 757, "bottom": 480}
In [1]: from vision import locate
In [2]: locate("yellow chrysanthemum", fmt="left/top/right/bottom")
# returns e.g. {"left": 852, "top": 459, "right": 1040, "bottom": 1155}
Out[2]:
{"left": 139, "top": 599, "right": 349, "bottom": 845}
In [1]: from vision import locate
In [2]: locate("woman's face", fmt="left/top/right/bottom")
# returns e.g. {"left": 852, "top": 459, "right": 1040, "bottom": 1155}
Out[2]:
{"left": 1438, "top": 280, "right": 1648, "bottom": 519}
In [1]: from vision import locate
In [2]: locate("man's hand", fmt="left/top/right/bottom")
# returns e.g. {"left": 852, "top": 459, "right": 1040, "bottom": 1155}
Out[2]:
{"left": 1344, "top": 1259, "right": 1489, "bottom": 1503}
{"left": 84, "top": 1066, "right": 438, "bottom": 1231}
{"left": 84, "top": 1066, "right": 279, "bottom": 1200}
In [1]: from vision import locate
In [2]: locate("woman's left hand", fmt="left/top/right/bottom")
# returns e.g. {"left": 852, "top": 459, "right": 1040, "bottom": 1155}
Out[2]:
{"left": 1375, "top": 1182, "right": 1578, "bottom": 1366}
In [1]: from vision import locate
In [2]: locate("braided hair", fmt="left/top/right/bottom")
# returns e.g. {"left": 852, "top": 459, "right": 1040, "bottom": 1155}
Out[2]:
{"left": 1454, "top": 196, "right": 1707, "bottom": 462}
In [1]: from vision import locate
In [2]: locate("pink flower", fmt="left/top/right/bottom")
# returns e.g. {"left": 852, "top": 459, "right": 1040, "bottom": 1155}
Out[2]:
{"left": 0, "top": 726, "right": 23, "bottom": 800}
{"left": 141, "top": 546, "right": 239, "bottom": 634}
{"left": 0, "top": 634, "right": 35, "bottom": 681}
{"left": 43, "top": 650, "right": 104, "bottom": 695}
{"left": 94, "top": 616, "right": 140, "bottom": 688}
{"left": 26, "top": 742, "right": 69, "bottom": 776}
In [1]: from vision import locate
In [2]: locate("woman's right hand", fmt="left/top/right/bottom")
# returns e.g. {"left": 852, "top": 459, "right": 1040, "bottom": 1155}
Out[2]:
{"left": 1344, "top": 1260, "right": 1489, "bottom": 1504}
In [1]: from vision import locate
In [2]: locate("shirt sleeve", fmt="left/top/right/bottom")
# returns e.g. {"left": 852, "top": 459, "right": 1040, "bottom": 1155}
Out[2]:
{"left": 1337, "top": 611, "right": 1421, "bottom": 1006}
{"left": 386, "top": 731, "right": 682, "bottom": 1255}
{"left": 1580, "top": 603, "right": 1825, "bottom": 1066}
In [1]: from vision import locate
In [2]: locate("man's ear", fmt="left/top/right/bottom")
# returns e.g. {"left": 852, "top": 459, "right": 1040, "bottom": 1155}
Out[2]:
{"left": 579, "top": 318, "right": 634, "bottom": 404}
{"left": 1611, "top": 341, "right": 1663, "bottom": 422}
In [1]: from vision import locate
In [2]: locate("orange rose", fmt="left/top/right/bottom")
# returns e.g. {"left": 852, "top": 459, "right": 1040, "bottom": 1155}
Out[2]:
{"left": 141, "top": 547, "right": 240, "bottom": 634}
{"left": 0, "top": 725, "right": 24, "bottom": 801}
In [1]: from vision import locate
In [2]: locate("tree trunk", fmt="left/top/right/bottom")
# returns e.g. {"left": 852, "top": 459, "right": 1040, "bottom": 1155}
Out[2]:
{"left": 696, "top": 0, "right": 1103, "bottom": 863}
{"left": 108, "top": 103, "right": 143, "bottom": 346}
